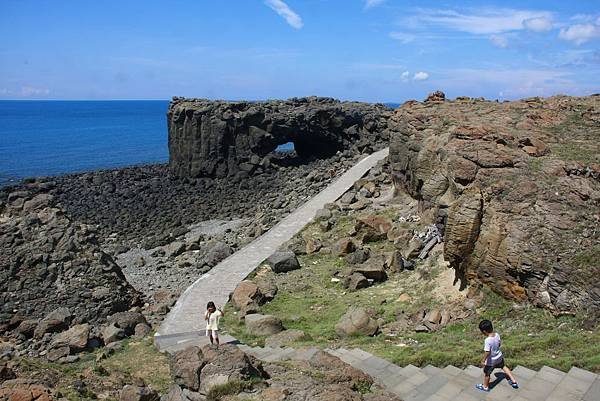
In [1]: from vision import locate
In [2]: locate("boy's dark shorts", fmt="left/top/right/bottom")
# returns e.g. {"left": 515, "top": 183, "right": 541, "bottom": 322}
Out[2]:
{"left": 483, "top": 358, "right": 505, "bottom": 375}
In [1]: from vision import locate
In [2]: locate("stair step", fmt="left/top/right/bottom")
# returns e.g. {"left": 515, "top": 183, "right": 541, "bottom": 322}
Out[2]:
{"left": 463, "top": 365, "right": 481, "bottom": 378}
{"left": 513, "top": 365, "right": 537, "bottom": 382}
{"left": 513, "top": 374, "right": 561, "bottom": 401}
{"left": 400, "top": 364, "right": 421, "bottom": 378}
{"left": 404, "top": 373, "right": 449, "bottom": 401}
{"left": 349, "top": 347, "right": 374, "bottom": 361}
{"left": 546, "top": 366, "right": 597, "bottom": 401}
{"left": 536, "top": 365, "right": 567, "bottom": 383}
{"left": 583, "top": 377, "right": 600, "bottom": 401}
{"left": 442, "top": 365, "right": 462, "bottom": 377}
{"left": 392, "top": 366, "right": 428, "bottom": 397}
{"left": 291, "top": 346, "right": 319, "bottom": 361}
{"left": 422, "top": 365, "right": 442, "bottom": 376}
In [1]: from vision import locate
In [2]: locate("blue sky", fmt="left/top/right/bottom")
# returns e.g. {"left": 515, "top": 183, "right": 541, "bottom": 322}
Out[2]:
{"left": 1, "top": 0, "right": 599, "bottom": 102}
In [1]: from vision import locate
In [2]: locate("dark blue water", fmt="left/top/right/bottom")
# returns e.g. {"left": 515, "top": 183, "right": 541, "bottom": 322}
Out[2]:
{"left": 0, "top": 101, "right": 401, "bottom": 187}
{"left": 0, "top": 101, "right": 169, "bottom": 186}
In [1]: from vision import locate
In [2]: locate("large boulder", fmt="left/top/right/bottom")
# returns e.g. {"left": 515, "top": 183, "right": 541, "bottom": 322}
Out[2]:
{"left": 334, "top": 307, "right": 379, "bottom": 337}
{"left": 231, "top": 280, "right": 264, "bottom": 311}
{"left": 266, "top": 252, "right": 300, "bottom": 273}
{"left": 169, "top": 345, "right": 266, "bottom": 395}
{"left": 244, "top": 314, "right": 284, "bottom": 336}
{"left": 107, "top": 312, "right": 148, "bottom": 336}
{"left": 204, "top": 242, "right": 233, "bottom": 267}
{"left": 49, "top": 323, "right": 90, "bottom": 353}
{"left": 33, "top": 308, "right": 72, "bottom": 339}
{"left": 332, "top": 238, "right": 356, "bottom": 256}
{"left": 353, "top": 258, "right": 387, "bottom": 282}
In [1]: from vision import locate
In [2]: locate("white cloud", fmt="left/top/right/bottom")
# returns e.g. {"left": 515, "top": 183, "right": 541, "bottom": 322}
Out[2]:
{"left": 490, "top": 34, "right": 508, "bottom": 48}
{"left": 20, "top": 86, "right": 50, "bottom": 96}
{"left": 523, "top": 16, "right": 553, "bottom": 32}
{"left": 559, "top": 23, "right": 600, "bottom": 45}
{"left": 436, "top": 68, "right": 589, "bottom": 98}
{"left": 389, "top": 31, "right": 416, "bottom": 44}
{"left": 264, "top": 0, "right": 303, "bottom": 29}
{"left": 410, "top": 8, "right": 553, "bottom": 35}
{"left": 401, "top": 71, "right": 410, "bottom": 82}
{"left": 413, "top": 71, "right": 429, "bottom": 81}
{"left": 365, "top": 0, "right": 385, "bottom": 9}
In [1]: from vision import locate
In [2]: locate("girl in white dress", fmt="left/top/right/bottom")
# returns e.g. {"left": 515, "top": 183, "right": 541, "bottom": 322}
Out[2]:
{"left": 205, "top": 301, "right": 224, "bottom": 348}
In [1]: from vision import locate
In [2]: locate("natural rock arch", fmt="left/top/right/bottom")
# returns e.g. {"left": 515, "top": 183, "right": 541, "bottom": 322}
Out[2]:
{"left": 167, "top": 97, "right": 392, "bottom": 178}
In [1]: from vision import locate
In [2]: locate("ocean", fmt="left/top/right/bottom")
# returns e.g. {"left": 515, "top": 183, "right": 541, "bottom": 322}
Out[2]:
{"left": 0, "top": 100, "right": 401, "bottom": 187}
{"left": 0, "top": 100, "right": 170, "bottom": 187}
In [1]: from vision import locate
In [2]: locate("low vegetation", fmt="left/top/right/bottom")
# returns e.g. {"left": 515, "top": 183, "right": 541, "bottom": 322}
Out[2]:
{"left": 14, "top": 337, "right": 171, "bottom": 400}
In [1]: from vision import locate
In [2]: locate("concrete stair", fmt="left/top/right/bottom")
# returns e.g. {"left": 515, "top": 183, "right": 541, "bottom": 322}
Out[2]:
{"left": 238, "top": 345, "right": 600, "bottom": 401}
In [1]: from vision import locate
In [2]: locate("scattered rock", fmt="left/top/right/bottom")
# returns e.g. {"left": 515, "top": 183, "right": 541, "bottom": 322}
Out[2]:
{"left": 266, "top": 251, "right": 300, "bottom": 273}
{"left": 120, "top": 385, "right": 159, "bottom": 401}
{"left": 244, "top": 314, "right": 284, "bottom": 336}
{"left": 335, "top": 307, "right": 379, "bottom": 337}
{"left": 134, "top": 323, "right": 152, "bottom": 338}
{"left": 50, "top": 323, "right": 90, "bottom": 353}
{"left": 102, "top": 323, "right": 125, "bottom": 345}
{"left": 333, "top": 238, "right": 356, "bottom": 256}
{"left": 344, "top": 273, "right": 370, "bottom": 291}
{"left": 33, "top": 308, "right": 72, "bottom": 339}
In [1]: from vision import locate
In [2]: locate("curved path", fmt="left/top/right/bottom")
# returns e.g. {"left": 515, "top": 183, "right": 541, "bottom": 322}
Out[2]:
{"left": 154, "top": 148, "right": 389, "bottom": 352}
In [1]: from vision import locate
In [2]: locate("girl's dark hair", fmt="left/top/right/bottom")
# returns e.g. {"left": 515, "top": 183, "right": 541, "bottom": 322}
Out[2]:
{"left": 479, "top": 319, "right": 493, "bottom": 333}
{"left": 207, "top": 301, "right": 216, "bottom": 310}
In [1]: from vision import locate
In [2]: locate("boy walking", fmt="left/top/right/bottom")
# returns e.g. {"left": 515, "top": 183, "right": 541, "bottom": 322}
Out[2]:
{"left": 476, "top": 319, "right": 519, "bottom": 392}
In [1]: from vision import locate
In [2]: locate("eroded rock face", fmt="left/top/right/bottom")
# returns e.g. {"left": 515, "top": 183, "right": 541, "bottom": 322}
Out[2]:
{"left": 389, "top": 94, "right": 600, "bottom": 313}
{"left": 0, "top": 182, "right": 141, "bottom": 326}
{"left": 168, "top": 97, "right": 392, "bottom": 178}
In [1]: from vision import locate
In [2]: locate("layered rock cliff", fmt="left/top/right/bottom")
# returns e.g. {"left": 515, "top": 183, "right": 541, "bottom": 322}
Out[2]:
{"left": 168, "top": 96, "right": 392, "bottom": 178}
{"left": 389, "top": 93, "right": 600, "bottom": 313}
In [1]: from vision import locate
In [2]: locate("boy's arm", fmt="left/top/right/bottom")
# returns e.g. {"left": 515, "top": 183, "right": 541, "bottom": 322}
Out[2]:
{"left": 481, "top": 351, "right": 490, "bottom": 366}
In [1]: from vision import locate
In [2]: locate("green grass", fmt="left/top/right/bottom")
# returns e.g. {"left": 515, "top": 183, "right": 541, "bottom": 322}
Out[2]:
{"left": 100, "top": 337, "right": 171, "bottom": 393}
{"left": 15, "top": 337, "right": 171, "bottom": 399}
{"left": 206, "top": 379, "right": 262, "bottom": 401}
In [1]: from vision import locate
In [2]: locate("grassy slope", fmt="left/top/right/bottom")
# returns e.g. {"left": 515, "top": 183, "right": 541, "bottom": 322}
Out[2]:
{"left": 222, "top": 215, "right": 600, "bottom": 373}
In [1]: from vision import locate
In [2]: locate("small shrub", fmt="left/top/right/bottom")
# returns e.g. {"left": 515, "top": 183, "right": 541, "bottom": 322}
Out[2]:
{"left": 206, "top": 380, "right": 255, "bottom": 401}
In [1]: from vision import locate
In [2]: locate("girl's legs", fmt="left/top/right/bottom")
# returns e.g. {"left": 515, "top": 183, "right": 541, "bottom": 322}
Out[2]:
{"left": 206, "top": 329, "right": 214, "bottom": 345}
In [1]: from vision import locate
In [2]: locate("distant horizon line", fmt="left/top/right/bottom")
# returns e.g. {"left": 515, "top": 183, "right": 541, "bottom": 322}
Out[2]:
{"left": 0, "top": 98, "right": 406, "bottom": 104}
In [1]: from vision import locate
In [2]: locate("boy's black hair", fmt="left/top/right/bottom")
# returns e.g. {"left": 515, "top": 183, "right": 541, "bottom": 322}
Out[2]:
{"left": 479, "top": 319, "right": 493, "bottom": 333}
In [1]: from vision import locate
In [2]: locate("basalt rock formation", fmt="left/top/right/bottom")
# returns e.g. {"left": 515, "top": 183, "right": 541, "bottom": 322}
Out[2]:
{"left": 168, "top": 96, "right": 392, "bottom": 178}
{"left": 389, "top": 94, "right": 600, "bottom": 313}
{"left": 0, "top": 181, "right": 141, "bottom": 327}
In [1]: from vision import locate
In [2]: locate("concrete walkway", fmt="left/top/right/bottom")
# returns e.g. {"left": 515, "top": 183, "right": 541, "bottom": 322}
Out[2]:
{"left": 154, "top": 148, "right": 389, "bottom": 351}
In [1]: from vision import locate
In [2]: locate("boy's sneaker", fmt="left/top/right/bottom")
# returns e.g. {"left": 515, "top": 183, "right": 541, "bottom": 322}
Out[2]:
{"left": 508, "top": 379, "right": 519, "bottom": 389}
{"left": 475, "top": 384, "right": 490, "bottom": 392}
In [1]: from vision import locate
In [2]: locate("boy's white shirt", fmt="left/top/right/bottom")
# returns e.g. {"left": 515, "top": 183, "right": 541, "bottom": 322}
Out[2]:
{"left": 484, "top": 332, "right": 503, "bottom": 365}
{"left": 206, "top": 310, "right": 222, "bottom": 330}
